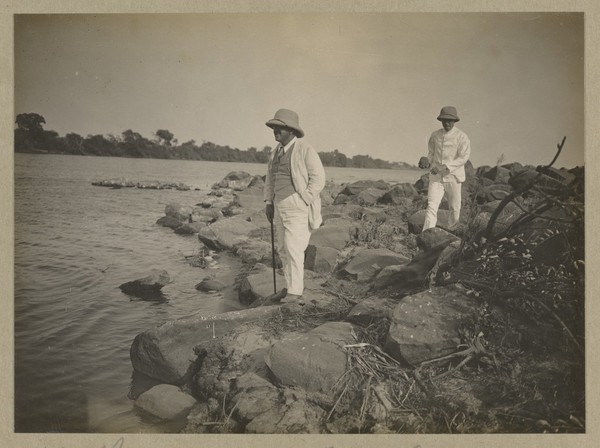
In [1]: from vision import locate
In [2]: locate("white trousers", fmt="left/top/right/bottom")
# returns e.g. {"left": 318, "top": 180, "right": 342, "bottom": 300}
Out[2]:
{"left": 275, "top": 193, "right": 311, "bottom": 295}
{"left": 422, "top": 178, "right": 462, "bottom": 231}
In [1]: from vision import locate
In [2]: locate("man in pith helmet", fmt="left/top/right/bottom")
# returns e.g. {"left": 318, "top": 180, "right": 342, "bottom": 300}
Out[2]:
{"left": 418, "top": 106, "right": 471, "bottom": 231}
{"left": 264, "top": 108, "right": 326, "bottom": 301}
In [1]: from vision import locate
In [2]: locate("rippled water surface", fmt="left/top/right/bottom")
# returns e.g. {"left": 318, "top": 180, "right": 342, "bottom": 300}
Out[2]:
{"left": 14, "top": 153, "right": 421, "bottom": 433}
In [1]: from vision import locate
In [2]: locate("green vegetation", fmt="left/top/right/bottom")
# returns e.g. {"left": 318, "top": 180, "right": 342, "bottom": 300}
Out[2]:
{"left": 14, "top": 112, "right": 417, "bottom": 170}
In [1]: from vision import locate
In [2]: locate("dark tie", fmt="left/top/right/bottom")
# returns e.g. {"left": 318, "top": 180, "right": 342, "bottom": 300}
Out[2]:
{"left": 274, "top": 146, "right": 284, "bottom": 164}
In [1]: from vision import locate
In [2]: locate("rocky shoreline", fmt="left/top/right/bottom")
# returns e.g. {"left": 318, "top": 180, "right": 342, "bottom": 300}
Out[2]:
{"left": 115, "top": 162, "right": 584, "bottom": 434}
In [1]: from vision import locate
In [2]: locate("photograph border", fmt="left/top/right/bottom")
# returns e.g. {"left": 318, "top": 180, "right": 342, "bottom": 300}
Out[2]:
{"left": 1, "top": 1, "right": 598, "bottom": 447}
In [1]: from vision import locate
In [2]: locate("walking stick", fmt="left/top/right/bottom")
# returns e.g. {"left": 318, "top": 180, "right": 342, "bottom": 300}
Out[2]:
{"left": 270, "top": 218, "right": 277, "bottom": 294}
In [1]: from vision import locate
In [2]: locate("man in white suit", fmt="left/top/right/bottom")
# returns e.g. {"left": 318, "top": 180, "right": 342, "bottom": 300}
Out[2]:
{"left": 264, "top": 109, "right": 325, "bottom": 300}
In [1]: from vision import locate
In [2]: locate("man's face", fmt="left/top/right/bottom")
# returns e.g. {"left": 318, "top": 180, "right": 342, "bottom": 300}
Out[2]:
{"left": 442, "top": 119, "right": 456, "bottom": 132}
{"left": 272, "top": 126, "right": 295, "bottom": 145}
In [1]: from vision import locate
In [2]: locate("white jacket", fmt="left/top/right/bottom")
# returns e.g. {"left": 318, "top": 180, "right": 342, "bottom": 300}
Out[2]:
{"left": 264, "top": 139, "right": 326, "bottom": 230}
{"left": 427, "top": 126, "right": 471, "bottom": 183}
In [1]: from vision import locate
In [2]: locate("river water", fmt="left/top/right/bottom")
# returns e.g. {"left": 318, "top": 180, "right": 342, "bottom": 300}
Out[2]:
{"left": 13, "top": 153, "right": 421, "bottom": 433}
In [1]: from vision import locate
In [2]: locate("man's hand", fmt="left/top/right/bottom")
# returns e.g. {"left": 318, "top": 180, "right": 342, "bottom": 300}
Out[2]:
{"left": 418, "top": 156, "right": 430, "bottom": 169}
{"left": 265, "top": 203, "right": 274, "bottom": 223}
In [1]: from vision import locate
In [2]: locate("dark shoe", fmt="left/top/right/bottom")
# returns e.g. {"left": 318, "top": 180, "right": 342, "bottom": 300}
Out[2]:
{"left": 271, "top": 288, "right": 288, "bottom": 301}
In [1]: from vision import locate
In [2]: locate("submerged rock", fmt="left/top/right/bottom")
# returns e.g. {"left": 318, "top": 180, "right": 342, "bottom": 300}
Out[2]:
{"left": 119, "top": 270, "right": 170, "bottom": 298}
{"left": 195, "top": 277, "right": 227, "bottom": 292}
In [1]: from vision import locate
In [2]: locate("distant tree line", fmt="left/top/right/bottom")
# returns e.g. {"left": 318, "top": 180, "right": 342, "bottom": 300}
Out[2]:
{"left": 14, "top": 112, "right": 417, "bottom": 170}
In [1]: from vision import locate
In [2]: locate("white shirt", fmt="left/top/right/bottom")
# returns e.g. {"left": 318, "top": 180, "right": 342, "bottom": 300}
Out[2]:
{"left": 427, "top": 126, "right": 471, "bottom": 182}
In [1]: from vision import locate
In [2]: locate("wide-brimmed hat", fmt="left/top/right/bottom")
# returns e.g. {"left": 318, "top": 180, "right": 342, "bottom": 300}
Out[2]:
{"left": 437, "top": 106, "right": 460, "bottom": 122}
{"left": 265, "top": 109, "right": 304, "bottom": 138}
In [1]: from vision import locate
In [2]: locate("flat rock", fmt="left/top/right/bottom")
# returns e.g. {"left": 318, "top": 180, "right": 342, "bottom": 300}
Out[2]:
{"left": 384, "top": 285, "right": 479, "bottom": 365}
{"left": 343, "top": 248, "right": 409, "bottom": 281}
{"left": 135, "top": 384, "right": 196, "bottom": 421}
{"left": 197, "top": 216, "right": 260, "bottom": 250}
{"left": 308, "top": 223, "right": 351, "bottom": 251}
{"left": 233, "top": 239, "right": 273, "bottom": 265}
{"left": 340, "top": 180, "right": 390, "bottom": 196}
{"left": 265, "top": 322, "right": 356, "bottom": 394}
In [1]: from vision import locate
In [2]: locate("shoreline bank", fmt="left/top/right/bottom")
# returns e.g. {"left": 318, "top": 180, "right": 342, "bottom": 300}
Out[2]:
{"left": 115, "top": 161, "right": 584, "bottom": 434}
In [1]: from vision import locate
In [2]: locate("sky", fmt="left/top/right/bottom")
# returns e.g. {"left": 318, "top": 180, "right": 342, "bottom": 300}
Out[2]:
{"left": 14, "top": 12, "right": 584, "bottom": 168}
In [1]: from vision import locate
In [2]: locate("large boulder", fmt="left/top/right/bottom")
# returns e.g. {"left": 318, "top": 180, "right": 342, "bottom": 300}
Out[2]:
{"left": 377, "top": 183, "right": 419, "bottom": 204}
{"left": 384, "top": 285, "right": 479, "bottom": 365}
{"left": 213, "top": 171, "right": 253, "bottom": 190}
{"left": 165, "top": 203, "right": 194, "bottom": 222}
{"left": 119, "top": 270, "right": 170, "bottom": 298}
{"left": 308, "top": 223, "right": 352, "bottom": 252}
{"left": 265, "top": 322, "right": 357, "bottom": 394}
{"left": 130, "top": 306, "right": 280, "bottom": 384}
{"left": 349, "top": 187, "right": 387, "bottom": 206}
{"left": 134, "top": 384, "right": 196, "bottom": 421}
{"left": 197, "top": 217, "right": 260, "bottom": 251}
{"left": 305, "top": 245, "right": 339, "bottom": 273}
{"left": 342, "top": 248, "right": 410, "bottom": 281}
{"left": 238, "top": 269, "right": 286, "bottom": 305}
{"left": 156, "top": 215, "right": 183, "bottom": 230}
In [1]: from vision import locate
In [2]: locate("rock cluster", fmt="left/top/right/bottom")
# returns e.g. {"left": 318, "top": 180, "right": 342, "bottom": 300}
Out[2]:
{"left": 127, "top": 161, "right": 584, "bottom": 433}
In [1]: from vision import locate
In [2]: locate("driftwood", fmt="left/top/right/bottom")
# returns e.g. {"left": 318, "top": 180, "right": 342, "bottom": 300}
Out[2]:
{"left": 484, "top": 136, "right": 566, "bottom": 240}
